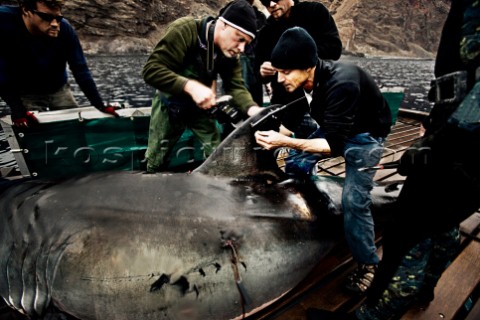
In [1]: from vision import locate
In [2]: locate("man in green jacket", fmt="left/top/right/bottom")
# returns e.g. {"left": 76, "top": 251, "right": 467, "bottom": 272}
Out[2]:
{"left": 143, "top": 0, "right": 262, "bottom": 172}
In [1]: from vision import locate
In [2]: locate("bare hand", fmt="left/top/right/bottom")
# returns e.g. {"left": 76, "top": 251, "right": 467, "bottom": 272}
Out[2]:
{"left": 254, "top": 130, "right": 287, "bottom": 150}
{"left": 184, "top": 80, "right": 216, "bottom": 110}
{"left": 260, "top": 61, "right": 276, "bottom": 78}
{"left": 247, "top": 105, "right": 263, "bottom": 116}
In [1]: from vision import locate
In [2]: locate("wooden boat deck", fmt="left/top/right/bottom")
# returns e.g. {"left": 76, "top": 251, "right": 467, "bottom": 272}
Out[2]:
{"left": 248, "top": 110, "right": 480, "bottom": 320}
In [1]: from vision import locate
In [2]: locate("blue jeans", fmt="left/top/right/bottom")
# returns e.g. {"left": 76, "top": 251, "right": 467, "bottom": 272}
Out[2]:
{"left": 343, "top": 133, "right": 385, "bottom": 264}
{"left": 285, "top": 131, "right": 385, "bottom": 264}
{"left": 284, "top": 129, "right": 325, "bottom": 177}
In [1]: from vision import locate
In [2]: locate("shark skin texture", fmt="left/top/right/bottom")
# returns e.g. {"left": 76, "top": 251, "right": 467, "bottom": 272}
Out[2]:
{"left": 0, "top": 105, "right": 400, "bottom": 319}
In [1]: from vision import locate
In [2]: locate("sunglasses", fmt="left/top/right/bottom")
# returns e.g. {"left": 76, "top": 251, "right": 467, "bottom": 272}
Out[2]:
{"left": 260, "top": 0, "right": 279, "bottom": 7}
{"left": 32, "top": 10, "right": 64, "bottom": 23}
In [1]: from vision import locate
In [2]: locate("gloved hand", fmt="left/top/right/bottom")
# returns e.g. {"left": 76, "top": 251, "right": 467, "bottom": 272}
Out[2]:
{"left": 103, "top": 105, "right": 120, "bottom": 117}
{"left": 12, "top": 111, "right": 39, "bottom": 127}
{"left": 97, "top": 105, "right": 120, "bottom": 118}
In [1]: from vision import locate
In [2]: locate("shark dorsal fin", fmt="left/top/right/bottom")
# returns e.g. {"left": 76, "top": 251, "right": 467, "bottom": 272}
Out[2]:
{"left": 193, "top": 105, "right": 288, "bottom": 180}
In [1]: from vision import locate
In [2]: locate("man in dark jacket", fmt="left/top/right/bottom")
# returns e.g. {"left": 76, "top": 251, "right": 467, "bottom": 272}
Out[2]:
{"left": 256, "top": 0, "right": 342, "bottom": 105}
{"left": 254, "top": 27, "right": 392, "bottom": 295}
{"left": 255, "top": 0, "right": 342, "bottom": 138}
{"left": 240, "top": 0, "right": 266, "bottom": 106}
{"left": 357, "top": 0, "right": 480, "bottom": 316}
{"left": 0, "top": 0, "right": 117, "bottom": 127}
{"left": 143, "top": 0, "right": 262, "bottom": 173}
{"left": 307, "top": 0, "right": 480, "bottom": 318}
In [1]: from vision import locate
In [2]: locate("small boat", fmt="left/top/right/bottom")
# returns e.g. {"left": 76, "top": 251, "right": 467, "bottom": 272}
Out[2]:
{"left": 0, "top": 106, "right": 207, "bottom": 179}
{"left": 1, "top": 90, "right": 478, "bottom": 320}
{"left": 0, "top": 89, "right": 406, "bottom": 179}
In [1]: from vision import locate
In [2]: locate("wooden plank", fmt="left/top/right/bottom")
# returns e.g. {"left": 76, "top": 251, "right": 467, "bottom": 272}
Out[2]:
{"left": 465, "top": 292, "right": 480, "bottom": 320}
{"left": 460, "top": 212, "right": 480, "bottom": 236}
{"left": 252, "top": 248, "right": 381, "bottom": 320}
{"left": 401, "top": 233, "right": 480, "bottom": 319}
{"left": 275, "top": 115, "right": 421, "bottom": 175}
{"left": 273, "top": 248, "right": 386, "bottom": 320}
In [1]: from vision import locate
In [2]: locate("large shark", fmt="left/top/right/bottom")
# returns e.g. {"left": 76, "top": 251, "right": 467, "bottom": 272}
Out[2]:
{"left": 0, "top": 105, "right": 400, "bottom": 319}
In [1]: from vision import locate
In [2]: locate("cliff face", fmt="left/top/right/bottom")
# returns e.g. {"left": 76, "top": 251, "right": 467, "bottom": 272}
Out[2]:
{"left": 324, "top": 0, "right": 450, "bottom": 58}
{"left": 0, "top": 0, "right": 451, "bottom": 57}
{"left": 62, "top": 0, "right": 222, "bottom": 53}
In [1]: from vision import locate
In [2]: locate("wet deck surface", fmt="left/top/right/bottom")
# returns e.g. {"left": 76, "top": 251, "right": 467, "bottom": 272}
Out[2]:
{"left": 247, "top": 110, "right": 480, "bottom": 320}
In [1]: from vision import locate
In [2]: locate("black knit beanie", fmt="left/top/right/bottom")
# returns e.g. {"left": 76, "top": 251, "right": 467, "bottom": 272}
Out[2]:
{"left": 219, "top": 0, "right": 257, "bottom": 39}
{"left": 271, "top": 27, "right": 318, "bottom": 70}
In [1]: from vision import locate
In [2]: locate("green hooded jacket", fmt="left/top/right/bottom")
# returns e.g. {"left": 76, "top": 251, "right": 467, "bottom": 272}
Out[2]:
{"left": 142, "top": 16, "right": 255, "bottom": 113}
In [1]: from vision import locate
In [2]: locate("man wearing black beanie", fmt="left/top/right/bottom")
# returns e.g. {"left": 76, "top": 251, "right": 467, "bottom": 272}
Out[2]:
{"left": 270, "top": 26, "right": 318, "bottom": 71}
{"left": 255, "top": 27, "right": 392, "bottom": 296}
{"left": 291, "top": 1, "right": 480, "bottom": 319}
{"left": 256, "top": 0, "right": 342, "bottom": 139}
{"left": 256, "top": 0, "right": 342, "bottom": 106}
{"left": 143, "top": 0, "right": 262, "bottom": 172}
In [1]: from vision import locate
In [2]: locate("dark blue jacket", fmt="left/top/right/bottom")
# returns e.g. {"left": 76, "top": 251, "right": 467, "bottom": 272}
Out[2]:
{"left": 0, "top": 6, "right": 104, "bottom": 119}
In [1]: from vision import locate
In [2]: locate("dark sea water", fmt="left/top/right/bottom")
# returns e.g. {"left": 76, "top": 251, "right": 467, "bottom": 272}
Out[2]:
{"left": 69, "top": 54, "right": 155, "bottom": 107}
{"left": 0, "top": 54, "right": 435, "bottom": 170}
{"left": 345, "top": 56, "right": 435, "bottom": 112}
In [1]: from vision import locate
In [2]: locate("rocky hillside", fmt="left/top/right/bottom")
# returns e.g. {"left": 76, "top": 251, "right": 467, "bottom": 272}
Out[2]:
{"left": 0, "top": 0, "right": 451, "bottom": 57}
{"left": 325, "top": 0, "right": 450, "bottom": 57}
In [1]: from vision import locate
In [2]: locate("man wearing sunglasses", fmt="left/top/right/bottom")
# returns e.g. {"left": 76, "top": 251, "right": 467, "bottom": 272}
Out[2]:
{"left": 255, "top": 0, "right": 342, "bottom": 138}
{"left": 0, "top": 0, "right": 117, "bottom": 127}
{"left": 254, "top": 1, "right": 345, "bottom": 207}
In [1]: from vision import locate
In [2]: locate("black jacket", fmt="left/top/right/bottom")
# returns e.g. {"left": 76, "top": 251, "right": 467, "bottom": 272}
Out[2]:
{"left": 255, "top": 1, "right": 342, "bottom": 105}
{"left": 285, "top": 60, "right": 392, "bottom": 156}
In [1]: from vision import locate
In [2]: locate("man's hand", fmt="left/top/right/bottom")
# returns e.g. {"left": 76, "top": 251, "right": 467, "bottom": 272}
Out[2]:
{"left": 260, "top": 61, "right": 276, "bottom": 78}
{"left": 12, "top": 111, "right": 38, "bottom": 127}
{"left": 247, "top": 105, "right": 263, "bottom": 116}
{"left": 184, "top": 80, "right": 216, "bottom": 110}
{"left": 100, "top": 105, "right": 120, "bottom": 118}
{"left": 254, "top": 130, "right": 289, "bottom": 150}
{"left": 279, "top": 125, "right": 294, "bottom": 137}
{"left": 256, "top": 131, "right": 331, "bottom": 154}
